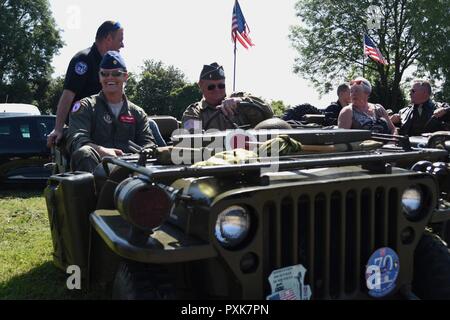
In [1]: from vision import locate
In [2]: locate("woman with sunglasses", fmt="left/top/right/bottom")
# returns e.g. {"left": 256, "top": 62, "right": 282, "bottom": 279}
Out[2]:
{"left": 338, "top": 77, "right": 397, "bottom": 135}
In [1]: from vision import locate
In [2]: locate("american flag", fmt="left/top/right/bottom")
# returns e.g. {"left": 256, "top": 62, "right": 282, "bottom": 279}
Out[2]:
{"left": 279, "top": 288, "right": 297, "bottom": 300}
{"left": 364, "top": 34, "right": 388, "bottom": 65}
{"left": 232, "top": 0, "right": 254, "bottom": 49}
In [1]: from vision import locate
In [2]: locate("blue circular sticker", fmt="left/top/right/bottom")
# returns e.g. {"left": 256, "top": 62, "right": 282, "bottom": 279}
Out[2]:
{"left": 75, "top": 61, "right": 88, "bottom": 75}
{"left": 365, "top": 247, "right": 400, "bottom": 298}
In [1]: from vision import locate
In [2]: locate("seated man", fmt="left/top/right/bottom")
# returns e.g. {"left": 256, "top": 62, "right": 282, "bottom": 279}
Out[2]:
{"left": 323, "top": 83, "right": 351, "bottom": 125}
{"left": 390, "top": 79, "right": 450, "bottom": 136}
{"left": 66, "top": 51, "right": 155, "bottom": 172}
{"left": 181, "top": 62, "right": 274, "bottom": 131}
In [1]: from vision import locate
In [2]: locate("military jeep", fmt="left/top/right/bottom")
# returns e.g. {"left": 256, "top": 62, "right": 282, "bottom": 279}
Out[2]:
{"left": 44, "top": 128, "right": 450, "bottom": 299}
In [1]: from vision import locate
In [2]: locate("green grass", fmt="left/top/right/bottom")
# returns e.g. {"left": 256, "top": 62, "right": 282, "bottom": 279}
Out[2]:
{"left": 0, "top": 188, "right": 108, "bottom": 299}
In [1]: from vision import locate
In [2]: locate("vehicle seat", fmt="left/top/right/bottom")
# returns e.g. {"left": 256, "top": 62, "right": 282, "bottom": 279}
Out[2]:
{"left": 148, "top": 118, "right": 167, "bottom": 147}
{"left": 149, "top": 116, "right": 180, "bottom": 145}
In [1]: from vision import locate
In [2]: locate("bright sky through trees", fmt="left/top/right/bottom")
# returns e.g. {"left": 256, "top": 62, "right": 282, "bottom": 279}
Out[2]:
{"left": 49, "top": 0, "right": 336, "bottom": 108}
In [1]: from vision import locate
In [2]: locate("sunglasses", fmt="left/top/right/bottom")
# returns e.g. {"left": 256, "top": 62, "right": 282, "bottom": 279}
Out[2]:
{"left": 207, "top": 83, "right": 226, "bottom": 91}
{"left": 99, "top": 70, "right": 126, "bottom": 77}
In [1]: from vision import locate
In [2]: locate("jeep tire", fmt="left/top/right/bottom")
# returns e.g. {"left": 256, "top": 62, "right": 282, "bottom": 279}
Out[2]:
{"left": 112, "top": 261, "right": 175, "bottom": 300}
{"left": 412, "top": 231, "right": 450, "bottom": 299}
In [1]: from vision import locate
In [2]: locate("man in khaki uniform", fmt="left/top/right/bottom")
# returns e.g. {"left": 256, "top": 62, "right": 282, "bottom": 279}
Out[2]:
{"left": 67, "top": 51, "right": 155, "bottom": 172}
{"left": 181, "top": 62, "right": 273, "bottom": 131}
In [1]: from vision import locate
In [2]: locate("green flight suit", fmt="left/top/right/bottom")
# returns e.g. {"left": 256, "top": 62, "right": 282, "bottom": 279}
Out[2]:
{"left": 67, "top": 92, "right": 155, "bottom": 172}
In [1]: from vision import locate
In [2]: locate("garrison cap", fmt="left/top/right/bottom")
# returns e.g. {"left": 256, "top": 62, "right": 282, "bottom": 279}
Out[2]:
{"left": 199, "top": 62, "right": 225, "bottom": 80}
{"left": 100, "top": 51, "right": 127, "bottom": 70}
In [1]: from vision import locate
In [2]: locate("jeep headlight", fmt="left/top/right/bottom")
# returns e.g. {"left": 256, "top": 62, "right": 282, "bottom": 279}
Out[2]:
{"left": 215, "top": 205, "right": 250, "bottom": 248}
{"left": 401, "top": 187, "right": 422, "bottom": 220}
{"left": 114, "top": 177, "right": 172, "bottom": 232}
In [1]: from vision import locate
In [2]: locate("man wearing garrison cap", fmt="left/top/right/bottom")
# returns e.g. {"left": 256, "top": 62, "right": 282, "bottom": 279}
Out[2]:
{"left": 67, "top": 51, "right": 155, "bottom": 172}
{"left": 181, "top": 62, "right": 273, "bottom": 131}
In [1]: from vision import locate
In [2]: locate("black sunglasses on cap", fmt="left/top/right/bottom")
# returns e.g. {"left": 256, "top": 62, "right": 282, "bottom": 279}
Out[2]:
{"left": 207, "top": 83, "right": 226, "bottom": 91}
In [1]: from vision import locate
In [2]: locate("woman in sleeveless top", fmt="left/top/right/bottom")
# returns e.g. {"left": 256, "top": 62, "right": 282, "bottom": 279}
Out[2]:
{"left": 338, "top": 77, "right": 397, "bottom": 134}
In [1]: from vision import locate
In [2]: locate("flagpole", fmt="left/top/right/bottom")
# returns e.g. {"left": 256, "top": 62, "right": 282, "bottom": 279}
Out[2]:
{"left": 233, "top": 38, "right": 237, "bottom": 92}
{"left": 362, "top": 33, "right": 365, "bottom": 77}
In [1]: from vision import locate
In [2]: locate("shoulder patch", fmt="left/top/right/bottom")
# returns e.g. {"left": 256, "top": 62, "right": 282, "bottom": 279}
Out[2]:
{"left": 75, "top": 61, "right": 88, "bottom": 75}
{"left": 71, "top": 101, "right": 82, "bottom": 113}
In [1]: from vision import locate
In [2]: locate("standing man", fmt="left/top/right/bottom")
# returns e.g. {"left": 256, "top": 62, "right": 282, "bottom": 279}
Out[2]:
{"left": 47, "top": 20, "right": 125, "bottom": 147}
{"left": 181, "top": 62, "right": 273, "bottom": 131}
{"left": 323, "top": 83, "right": 351, "bottom": 125}
{"left": 66, "top": 51, "right": 155, "bottom": 172}
{"left": 390, "top": 80, "right": 450, "bottom": 136}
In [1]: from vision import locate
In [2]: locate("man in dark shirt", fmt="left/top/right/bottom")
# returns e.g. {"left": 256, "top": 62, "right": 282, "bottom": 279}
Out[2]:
{"left": 390, "top": 80, "right": 450, "bottom": 136}
{"left": 323, "top": 83, "right": 351, "bottom": 125}
{"left": 47, "top": 20, "right": 125, "bottom": 147}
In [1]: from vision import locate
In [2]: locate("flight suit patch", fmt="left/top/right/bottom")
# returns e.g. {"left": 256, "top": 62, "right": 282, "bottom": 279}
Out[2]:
{"left": 119, "top": 115, "right": 135, "bottom": 124}
{"left": 103, "top": 113, "right": 113, "bottom": 124}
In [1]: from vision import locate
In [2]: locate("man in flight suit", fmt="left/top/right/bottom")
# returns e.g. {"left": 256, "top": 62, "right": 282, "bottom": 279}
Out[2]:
{"left": 66, "top": 51, "right": 155, "bottom": 172}
{"left": 181, "top": 62, "right": 273, "bottom": 131}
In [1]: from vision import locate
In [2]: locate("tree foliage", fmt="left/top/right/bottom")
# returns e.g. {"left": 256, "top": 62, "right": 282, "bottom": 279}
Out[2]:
{"left": 127, "top": 60, "right": 201, "bottom": 119}
{"left": 39, "top": 75, "right": 64, "bottom": 114}
{"left": 169, "top": 84, "right": 203, "bottom": 120}
{"left": 0, "top": 0, "right": 63, "bottom": 106}
{"left": 290, "top": 0, "right": 450, "bottom": 110}
{"left": 410, "top": 0, "right": 450, "bottom": 101}
{"left": 270, "top": 100, "right": 288, "bottom": 117}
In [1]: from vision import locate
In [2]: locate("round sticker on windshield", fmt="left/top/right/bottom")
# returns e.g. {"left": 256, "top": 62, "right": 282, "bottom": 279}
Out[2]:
{"left": 365, "top": 247, "right": 400, "bottom": 298}
{"left": 75, "top": 61, "right": 88, "bottom": 75}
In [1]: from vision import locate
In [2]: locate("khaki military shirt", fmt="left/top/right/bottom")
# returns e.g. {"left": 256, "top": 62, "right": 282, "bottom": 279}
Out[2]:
{"left": 181, "top": 92, "right": 274, "bottom": 131}
{"left": 67, "top": 92, "right": 155, "bottom": 154}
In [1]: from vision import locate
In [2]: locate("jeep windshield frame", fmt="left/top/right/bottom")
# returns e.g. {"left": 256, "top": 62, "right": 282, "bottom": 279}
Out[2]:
{"left": 101, "top": 147, "right": 448, "bottom": 182}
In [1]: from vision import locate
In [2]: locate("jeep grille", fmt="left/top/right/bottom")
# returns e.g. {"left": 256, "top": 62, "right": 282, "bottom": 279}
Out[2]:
{"left": 263, "top": 186, "right": 400, "bottom": 299}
